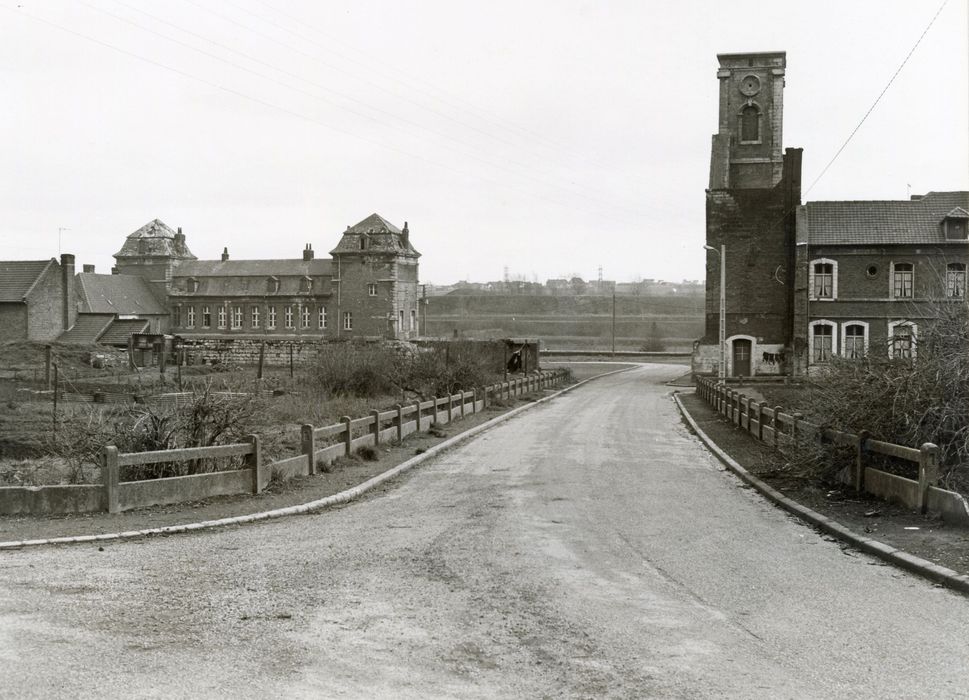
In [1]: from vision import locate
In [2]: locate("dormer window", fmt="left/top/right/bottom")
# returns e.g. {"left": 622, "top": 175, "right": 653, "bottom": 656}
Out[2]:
{"left": 943, "top": 208, "right": 969, "bottom": 240}
{"left": 268, "top": 276, "right": 280, "bottom": 293}
{"left": 188, "top": 277, "right": 199, "bottom": 293}
{"left": 301, "top": 276, "right": 313, "bottom": 293}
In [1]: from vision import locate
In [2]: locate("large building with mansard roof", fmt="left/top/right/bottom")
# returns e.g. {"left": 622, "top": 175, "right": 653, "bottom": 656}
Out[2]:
{"left": 119, "top": 212, "right": 422, "bottom": 341}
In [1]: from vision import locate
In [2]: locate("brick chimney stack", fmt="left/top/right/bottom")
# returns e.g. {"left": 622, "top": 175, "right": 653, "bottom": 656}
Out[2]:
{"left": 221, "top": 247, "right": 229, "bottom": 262}
{"left": 60, "top": 253, "right": 76, "bottom": 331}
{"left": 174, "top": 226, "right": 186, "bottom": 254}
{"left": 303, "top": 244, "right": 314, "bottom": 261}
{"left": 82, "top": 264, "right": 95, "bottom": 273}
{"left": 402, "top": 221, "right": 409, "bottom": 247}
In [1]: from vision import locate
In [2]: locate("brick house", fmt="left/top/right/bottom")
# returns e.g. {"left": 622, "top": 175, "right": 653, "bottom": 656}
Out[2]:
{"left": 694, "top": 50, "right": 967, "bottom": 378}
{"left": 793, "top": 193, "right": 969, "bottom": 372}
{"left": 0, "top": 254, "right": 75, "bottom": 342}
{"left": 138, "top": 212, "right": 421, "bottom": 340}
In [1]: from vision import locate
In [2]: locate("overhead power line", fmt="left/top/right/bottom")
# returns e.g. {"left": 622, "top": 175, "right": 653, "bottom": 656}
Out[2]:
{"left": 2, "top": 5, "right": 655, "bottom": 232}
{"left": 804, "top": 0, "right": 950, "bottom": 196}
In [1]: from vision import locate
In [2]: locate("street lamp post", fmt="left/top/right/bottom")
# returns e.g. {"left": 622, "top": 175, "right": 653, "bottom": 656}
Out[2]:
{"left": 704, "top": 244, "right": 726, "bottom": 381}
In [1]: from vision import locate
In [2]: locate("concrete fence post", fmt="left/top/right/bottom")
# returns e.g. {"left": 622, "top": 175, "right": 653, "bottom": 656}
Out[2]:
{"left": 246, "top": 434, "right": 262, "bottom": 494}
{"left": 854, "top": 430, "right": 870, "bottom": 492}
{"left": 432, "top": 396, "right": 439, "bottom": 425}
{"left": 396, "top": 404, "right": 404, "bottom": 442}
{"left": 773, "top": 406, "right": 783, "bottom": 449}
{"left": 342, "top": 416, "right": 352, "bottom": 457}
{"left": 758, "top": 402, "right": 768, "bottom": 441}
{"left": 746, "top": 397, "right": 755, "bottom": 433}
{"left": 371, "top": 410, "right": 381, "bottom": 446}
{"left": 792, "top": 413, "right": 803, "bottom": 447}
{"left": 414, "top": 399, "right": 422, "bottom": 430}
{"left": 448, "top": 393, "right": 454, "bottom": 423}
{"left": 301, "top": 424, "right": 316, "bottom": 476}
{"left": 472, "top": 388, "right": 478, "bottom": 414}
{"left": 917, "top": 442, "right": 940, "bottom": 513}
{"left": 103, "top": 445, "right": 120, "bottom": 514}
{"left": 737, "top": 393, "right": 746, "bottom": 427}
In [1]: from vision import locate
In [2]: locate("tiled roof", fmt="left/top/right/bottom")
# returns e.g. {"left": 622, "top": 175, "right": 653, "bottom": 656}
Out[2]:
{"left": 98, "top": 319, "right": 150, "bottom": 346}
{"left": 346, "top": 213, "right": 402, "bottom": 235}
{"left": 169, "top": 259, "right": 333, "bottom": 297}
{"left": 76, "top": 273, "right": 167, "bottom": 315}
{"left": 330, "top": 213, "right": 420, "bottom": 257}
{"left": 804, "top": 191, "right": 969, "bottom": 245}
{"left": 113, "top": 219, "right": 196, "bottom": 259}
{"left": 173, "top": 258, "right": 332, "bottom": 278}
{"left": 0, "top": 259, "right": 55, "bottom": 302}
{"left": 58, "top": 314, "right": 114, "bottom": 344}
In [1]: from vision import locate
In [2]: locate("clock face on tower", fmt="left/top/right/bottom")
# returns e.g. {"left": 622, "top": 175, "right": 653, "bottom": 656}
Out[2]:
{"left": 739, "top": 74, "right": 761, "bottom": 97}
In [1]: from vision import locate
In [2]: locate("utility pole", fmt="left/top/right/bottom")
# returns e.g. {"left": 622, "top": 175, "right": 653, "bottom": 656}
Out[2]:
{"left": 704, "top": 244, "right": 726, "bottom": 380}
{"left": 611, "top": 292, "right": 616, "bottom": 355}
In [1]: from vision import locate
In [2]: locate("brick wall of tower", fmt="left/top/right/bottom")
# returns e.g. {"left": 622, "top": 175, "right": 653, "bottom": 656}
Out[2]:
{"left": 703, "top": 148, "right": 801, "bottom": 348}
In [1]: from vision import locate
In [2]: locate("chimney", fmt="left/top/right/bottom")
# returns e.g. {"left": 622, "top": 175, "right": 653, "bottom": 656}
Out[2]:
{"left": 60, "top": 253, "right": 76, "bottom": 331}
{"left": 82, "top": 264, "right": 95, "bottom": 273}
{"left": 111, "top": 266, "right": 119, "bottom": 275}
{"left": 221, "top": 247, "right": 229, "bottom": 262}
{"left": 174, "top": 226, "right": 186, "bottom": 251}
{"left": 303, "top": 243, "right": 314, "bottom": 261}
{"left": 401, "top": 221, "right": 410, "bottom": 247}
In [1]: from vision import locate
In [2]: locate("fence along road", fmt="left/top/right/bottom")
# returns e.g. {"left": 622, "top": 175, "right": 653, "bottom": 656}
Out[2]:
{"left": 2, "top": 364, "right": 968, "bottom": 698}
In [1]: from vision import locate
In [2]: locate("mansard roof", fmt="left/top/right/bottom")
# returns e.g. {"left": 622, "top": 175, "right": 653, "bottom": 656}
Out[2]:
{"left": 173, "top": 258, "right": 332, "bottom": 278}
{"left": 346, "top": 213, "right": 401, "bottom": 235}
{"left": 76, "top": 273, "right": 167, "bottom": 316}
{"left": 113, "top": 219, "right": 196, "bottom": 260}
{"left": 330, "top": 213, "right": 420, "bottom": 257}
{"left": 169, "top": 258, "right": 333, "bottom": 297}
{"left": 0, "top": 259, "right": 55, "bottom": 302}
{"left": 802, "top": 191, "right": 969, "bottom": 245}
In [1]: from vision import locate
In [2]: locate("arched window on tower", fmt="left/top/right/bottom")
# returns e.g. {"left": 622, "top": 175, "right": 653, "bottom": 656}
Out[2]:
{"left": 740, "top": 105, "right": 760, "bottom": 143}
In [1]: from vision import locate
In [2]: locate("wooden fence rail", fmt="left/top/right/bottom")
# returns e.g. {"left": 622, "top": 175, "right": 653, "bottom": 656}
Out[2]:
{"left": 82, "top": 369, "right": 568, "bottom": 515}
{"left": 693, "top": 376, "right": 969, "bottom": 523}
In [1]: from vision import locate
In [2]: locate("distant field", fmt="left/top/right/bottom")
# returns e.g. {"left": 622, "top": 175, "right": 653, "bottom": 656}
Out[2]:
{"left": 424, "top": 293, "right": 705, "bottom": 351}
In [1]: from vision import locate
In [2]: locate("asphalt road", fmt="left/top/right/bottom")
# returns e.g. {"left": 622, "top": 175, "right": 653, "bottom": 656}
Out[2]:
{"left": 2, "top": 364, "right": 968, "bottom": 699}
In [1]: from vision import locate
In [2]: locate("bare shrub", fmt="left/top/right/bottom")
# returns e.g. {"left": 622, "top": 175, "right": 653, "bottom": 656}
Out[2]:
{"left": 45, "top": 383, "right": 269, "bottom": 481}
{"left": 798, "top": 300, "right": 968, "bottom": 489}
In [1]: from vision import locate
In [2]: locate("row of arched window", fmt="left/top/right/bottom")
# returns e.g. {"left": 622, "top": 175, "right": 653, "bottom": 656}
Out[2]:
{"left": 808, "top": 320, "right": 917, "bottom": 363}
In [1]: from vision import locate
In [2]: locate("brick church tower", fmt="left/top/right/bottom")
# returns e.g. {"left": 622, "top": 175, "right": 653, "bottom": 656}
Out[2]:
{"left": 695, "top": 51, "right": 802, "bottom": 377}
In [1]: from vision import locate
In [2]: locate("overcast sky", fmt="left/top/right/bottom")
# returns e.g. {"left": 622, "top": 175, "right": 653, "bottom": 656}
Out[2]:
{"left": 2, "top": 0, "right": 967, "bottom": 285}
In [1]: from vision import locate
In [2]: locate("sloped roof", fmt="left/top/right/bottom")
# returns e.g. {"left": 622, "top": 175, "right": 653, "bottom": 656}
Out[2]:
{"left": 346, "top": 213, "right": 402, "bottom": 235}
{"left": 0, "top": 259, "right": 55, "bottom": 302}
{"left": 330, "top": 213, "right": 420, "bottom": 257}
{"left": 804, "top": 191, "right": 969, "bottom": 245}
{"left": 76, "top": 273, "right": 167, "bottom": 315}
{"left": 173, "top": 258, "right": 332, "bottom": 278}
{"left": 58, "top": 314, "right": 114, "bottom": 344}
{"left": 168, "top": 258, "right": 333, "bottom": 297}
{"left": 113, "top": 219, "right": 196, "bottom": 259}
{"left": 98, "top": 319, "right": 150, "bottom": 346}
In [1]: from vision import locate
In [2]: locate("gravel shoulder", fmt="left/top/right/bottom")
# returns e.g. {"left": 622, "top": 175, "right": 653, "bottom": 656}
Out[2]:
{"left": 678, "top": 390, "right": 969, "bottom": 577}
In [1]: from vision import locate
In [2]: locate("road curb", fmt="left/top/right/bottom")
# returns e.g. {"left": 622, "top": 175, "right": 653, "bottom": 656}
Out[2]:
{"left": 0, "top": 366, "right": 636, "bottom": 551}
{"left": 673, "top": 391, "right": 969, "bottom": 597}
